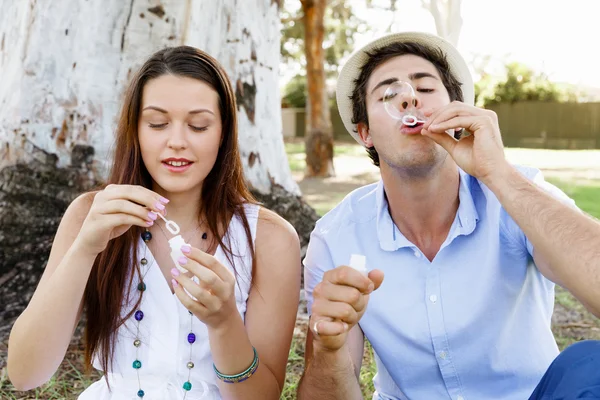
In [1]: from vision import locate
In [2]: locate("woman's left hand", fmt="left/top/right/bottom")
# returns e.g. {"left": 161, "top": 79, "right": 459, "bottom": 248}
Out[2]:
{"left": 171, "top": 245, "right": 237, "bottom": 329}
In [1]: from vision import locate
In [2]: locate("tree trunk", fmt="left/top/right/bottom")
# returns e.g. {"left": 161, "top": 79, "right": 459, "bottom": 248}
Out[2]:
{"left": 0, "top": 0, "right": 318, "bottom": 343}
{"left": 423, "top": 0, "right": 463, "bottom": 47}
{"left": 301, "top": 0, "right": 335, "bottom": 178}
{"left": 0, "top": 0, "right": 298, "bottom": 194}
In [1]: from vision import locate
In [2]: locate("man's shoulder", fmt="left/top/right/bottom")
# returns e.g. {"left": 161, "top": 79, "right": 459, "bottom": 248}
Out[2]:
{"left": 313, "top": 181, "right": 379, "bottom": 235}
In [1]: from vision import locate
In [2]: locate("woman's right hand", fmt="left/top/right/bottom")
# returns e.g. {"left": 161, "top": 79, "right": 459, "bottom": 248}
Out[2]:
{"left": 74, "top": 184, "right": 168, "bottom": 256}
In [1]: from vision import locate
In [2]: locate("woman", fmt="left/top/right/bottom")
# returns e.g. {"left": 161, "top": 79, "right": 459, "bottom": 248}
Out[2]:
{"left": 7, "top": 46, "right": 301, "bottom": 399}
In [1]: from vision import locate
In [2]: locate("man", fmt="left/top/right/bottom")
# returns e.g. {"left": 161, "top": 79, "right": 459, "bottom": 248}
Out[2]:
{"left": 298, "top": 32, "right": 600, "bottom": 400}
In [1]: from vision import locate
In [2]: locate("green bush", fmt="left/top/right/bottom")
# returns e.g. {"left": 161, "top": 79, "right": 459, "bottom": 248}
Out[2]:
{"left": 475, "top": 62, "right": 577, "bottom": 108}
{"left": 283, "top": 75, "right": 307, "bottom": 108}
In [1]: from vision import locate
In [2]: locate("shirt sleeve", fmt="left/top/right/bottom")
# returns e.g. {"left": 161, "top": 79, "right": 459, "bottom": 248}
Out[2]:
{"left": 303, "top": 228, "right": 336, "bottom": 316}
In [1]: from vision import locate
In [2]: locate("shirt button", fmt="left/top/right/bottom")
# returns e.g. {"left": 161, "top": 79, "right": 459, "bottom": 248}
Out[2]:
{"left": 429, "top": 294, "right": 438, "bottom": 303}
{"left": 414, "top": 250, "right": 421, "bottom": 258}
{"left": 439, "top": 351, "right": 447, "bottom": 359}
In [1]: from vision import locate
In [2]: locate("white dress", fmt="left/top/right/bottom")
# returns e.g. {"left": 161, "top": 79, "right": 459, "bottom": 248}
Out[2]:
{"left": 79, "top": 204, "right": 259, "bottom": 400}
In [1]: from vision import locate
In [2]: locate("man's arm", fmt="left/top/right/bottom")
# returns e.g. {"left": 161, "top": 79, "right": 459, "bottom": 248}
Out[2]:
{"left": 298, "top": 324, "right": 365, "bottom": 400}
{"left": 487, "top": 165, "right": 600, "bottom": 317}
{"left": 298, "top": 230, "right": 384, "bottom": 399}
{"left": 421, "top": 102, "right": 600, "bottom": 317}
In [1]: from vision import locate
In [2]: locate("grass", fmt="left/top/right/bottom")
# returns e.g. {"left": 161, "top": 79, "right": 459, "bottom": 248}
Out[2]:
{"left": 504, "top": 148, "right": 600, "bottom": 171}
{"left": 307, "top": 192, "right": 349, "bottom": 217}
{"left": 286, "top": 139, "right": 368, "bottom": 175}
{"left": 285, "top": 139, "right": 365, "bottom": 158}
{"left": 546, "top": 178, "right": 600, "bottom": 219}
{"left": 287, "top": 153, "right": 305, "bottom": 174}
{"left": 552, "top": 286, "right": 600, "bottom": 350}
{"left": 2, "top": 143, "right": 599, "bottom": 399}
{"left": 280, "top": 325, "right": 308, "bottom": 400}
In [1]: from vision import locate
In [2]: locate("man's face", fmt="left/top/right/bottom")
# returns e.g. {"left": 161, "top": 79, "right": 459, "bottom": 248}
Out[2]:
{"left": 360, "top": 54, "right": 453, "bottom": 175}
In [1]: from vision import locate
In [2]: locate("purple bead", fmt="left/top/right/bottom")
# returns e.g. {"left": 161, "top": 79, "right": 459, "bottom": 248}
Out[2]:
{"left": 135, "top": 310, "right": 144, "bottom": 321}
{"left": 187, "top": 333, "right": 196, "bottom": 343}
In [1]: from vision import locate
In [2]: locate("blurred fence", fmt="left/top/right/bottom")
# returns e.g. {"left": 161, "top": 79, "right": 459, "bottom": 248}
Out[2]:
{"left": 487, "top": 102, "right": 600, "bottom": 149}
{"left": 282, "top": 106, "right": 352, "bottom": 141}
{"left": 283, "top": 102, "right": 600, "bottom": 149}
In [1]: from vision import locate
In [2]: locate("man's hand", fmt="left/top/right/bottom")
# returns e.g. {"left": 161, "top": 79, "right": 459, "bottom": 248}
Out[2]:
{"left": 310, "top": 266, "right": 384, "bottom": 351}
{"left": 421, "top": 101, "right": 511, "bottom": 184}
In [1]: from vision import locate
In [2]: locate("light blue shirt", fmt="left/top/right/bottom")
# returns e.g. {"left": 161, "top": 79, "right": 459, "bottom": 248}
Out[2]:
{"left": 303, "top": 166, "right": 575, "bottom": 400}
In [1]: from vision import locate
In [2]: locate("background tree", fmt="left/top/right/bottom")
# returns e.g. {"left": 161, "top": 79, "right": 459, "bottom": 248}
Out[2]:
{"left": 421, "top": 0, "right": 463, "bottom": 46}
{"left": 301, "top": 0, "right": 335, "bottom": 177}
{"left": 366, "top": 0, "right": 463, "bottom": 44}
{"left": 476, "top": 62, "right": 577, "bottom": 108}
{"left": 282, "top": 0, "right": 364, "bottom": 176}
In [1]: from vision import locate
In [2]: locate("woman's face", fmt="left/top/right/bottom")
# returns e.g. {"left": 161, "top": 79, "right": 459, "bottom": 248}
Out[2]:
{"left": 138, "top": 74, "right": 222, "bottom": 195}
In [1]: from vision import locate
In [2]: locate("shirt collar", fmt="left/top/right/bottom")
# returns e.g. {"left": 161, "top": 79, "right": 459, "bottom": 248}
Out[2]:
{"left": 376, "top": 168, "right": 480, "bottom": 252}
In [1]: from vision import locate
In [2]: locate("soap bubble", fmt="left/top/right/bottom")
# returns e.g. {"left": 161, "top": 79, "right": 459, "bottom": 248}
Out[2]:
{"left": 383, "top": 81, "right": 426, "bottom": 126}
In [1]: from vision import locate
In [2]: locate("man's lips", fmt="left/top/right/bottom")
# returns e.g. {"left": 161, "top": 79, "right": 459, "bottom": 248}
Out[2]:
{"left": 400, "top": 122, "right": 425, "bottom": 135}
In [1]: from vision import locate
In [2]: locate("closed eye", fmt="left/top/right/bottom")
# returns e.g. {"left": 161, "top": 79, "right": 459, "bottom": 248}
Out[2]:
{"left": 380, "top": 92, "right": 397, "bottom": 102}
{"left": 417, "top": 88, "right": 434, "bottom": 93}
{"left": 148, "top": 123, "right": 207, "bottom": 132}
{"left": 149, "top": 123, "right": 168, "bottom": 129}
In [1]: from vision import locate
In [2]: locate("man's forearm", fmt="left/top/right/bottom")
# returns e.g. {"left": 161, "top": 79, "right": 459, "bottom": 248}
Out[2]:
{"left": 298, "top": 344, "right": 363, "bottom": 400}
{"left": 486, "top": 164, "right": 600, "bottom": 315}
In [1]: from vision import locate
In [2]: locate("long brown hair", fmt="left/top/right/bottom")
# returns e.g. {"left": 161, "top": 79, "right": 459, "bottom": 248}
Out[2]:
{"left": 83, "top": 46, "right": 256, "bottom": 374}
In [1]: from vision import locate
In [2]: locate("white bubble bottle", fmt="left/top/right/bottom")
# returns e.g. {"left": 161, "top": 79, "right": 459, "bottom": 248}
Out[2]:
{"left": 155, "top": 212, "right": 190, "bottom": 273}
{"left": 349, "top": 254, "right": 368, "bottom": 275}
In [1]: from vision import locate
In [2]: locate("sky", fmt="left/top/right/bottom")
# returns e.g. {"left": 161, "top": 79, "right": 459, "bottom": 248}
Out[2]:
{"left": 349, "top": 0, "right": 600, "bottom": 88}
{"left": 281, "top": 0, "right": 600, "bottom": 91}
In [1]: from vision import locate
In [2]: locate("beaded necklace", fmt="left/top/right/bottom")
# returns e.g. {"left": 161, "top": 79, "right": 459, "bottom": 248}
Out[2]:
{"left": 134, "top": 229, "right": 204, "bottom": 398}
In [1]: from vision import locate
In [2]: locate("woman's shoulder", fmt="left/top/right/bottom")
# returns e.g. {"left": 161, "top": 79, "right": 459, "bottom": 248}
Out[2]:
{"left": 250, "top": 206, "right": 300, "bottom": 284}
{"left": 255, "top": 206, "right": 299, "bottom": 249}
{"left": 64, "top": 191, "right": 99, "bottom": 223}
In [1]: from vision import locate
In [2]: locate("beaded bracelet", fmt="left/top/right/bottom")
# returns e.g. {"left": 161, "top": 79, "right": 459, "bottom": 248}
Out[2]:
{"left": 213, "top": 347, "right": 259, "bottom": 383}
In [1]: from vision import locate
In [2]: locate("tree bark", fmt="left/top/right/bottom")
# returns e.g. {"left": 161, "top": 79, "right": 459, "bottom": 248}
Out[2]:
{"left": 301, "top": 0, "right": 335, "bottom": 178}
{"left": 423, "top": 0, "right": 463, "bottom": 46}
{"left": 0, "top": 0, "right": 318, "bottom": 344}
{"left": 0, "top": 0, "right": 298, "bottom": 194}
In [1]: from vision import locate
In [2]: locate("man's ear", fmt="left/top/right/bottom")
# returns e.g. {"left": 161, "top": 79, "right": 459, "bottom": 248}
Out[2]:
{"left": 357, "top": 123, "right": 373, "bottom": 147}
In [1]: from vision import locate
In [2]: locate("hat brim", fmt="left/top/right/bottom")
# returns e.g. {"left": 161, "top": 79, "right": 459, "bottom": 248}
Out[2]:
{"left": 336, "top": 32, "right": 474, "bottom": 145}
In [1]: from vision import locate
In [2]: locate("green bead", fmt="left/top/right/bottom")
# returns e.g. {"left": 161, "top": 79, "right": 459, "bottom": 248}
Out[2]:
{"left": 133, "top": 339, "right": 141, "bottom": 347}
{"left": 183, "top": 381, "right": 192, "bottom": 391}
{"left": 133, "top": 360, "right": 142, "bottom": 369}
{"left": 137, "top": 282, "right": 146, "bottom": 291}
{"left": 187, "top": 361, "right": 194, "bottom": 369}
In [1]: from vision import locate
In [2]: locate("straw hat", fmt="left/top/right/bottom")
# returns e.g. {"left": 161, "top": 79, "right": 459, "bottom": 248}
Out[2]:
{"left": 336, "top": 31, "right": 474, "bottom": 144}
